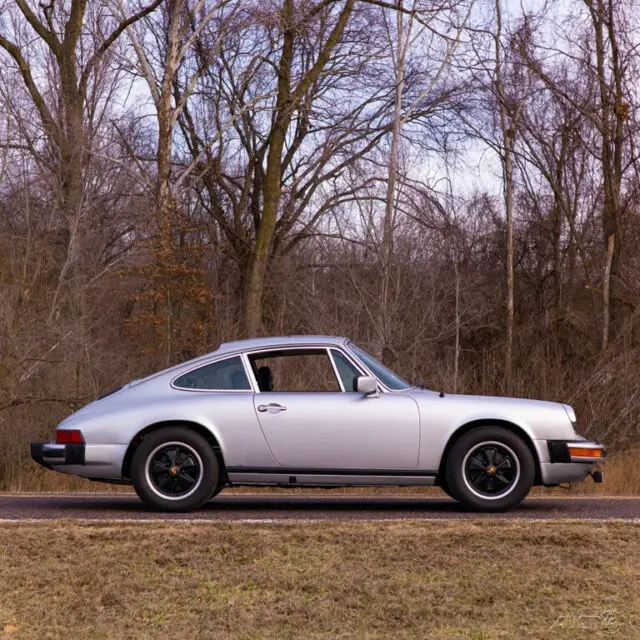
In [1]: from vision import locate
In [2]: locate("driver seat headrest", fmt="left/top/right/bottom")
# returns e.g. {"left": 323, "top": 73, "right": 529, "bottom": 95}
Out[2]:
{"left": 256, "top": 366, "right": 274, "bottom": 392}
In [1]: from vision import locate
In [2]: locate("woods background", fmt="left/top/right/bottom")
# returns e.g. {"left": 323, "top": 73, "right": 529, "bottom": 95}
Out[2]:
{"left": 0, "top": 0, "right": 638, "bottom": 489}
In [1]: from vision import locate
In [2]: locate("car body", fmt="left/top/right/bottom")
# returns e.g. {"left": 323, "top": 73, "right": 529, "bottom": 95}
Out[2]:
{"left": 31, "top": 335, "right": 606, "bottom": 511}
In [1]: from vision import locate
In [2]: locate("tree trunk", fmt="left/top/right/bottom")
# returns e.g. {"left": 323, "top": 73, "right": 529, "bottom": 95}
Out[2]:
{"left": 587, "top": 0, "right": 626, "bottom": 343}
{"left": 504, "top": 134, "right": 515, "bottom": 390}
{"left": 379, "top": 1, "right": 407, "bottom": 357}
{"left": 47, "top": 3, "right": 87, "bottom": 320}
{"left": 241, "top": 0, "right": 295, "bottom": 337}
{"left": 240, "top": 0, "right": 356, "bottom": 337}
{"left": 494, "top": 0, "right": 515, "bottom": 391}
{"left": 602, "top": 233, "right": 614, "bottom": 351}
{"left": 454, "top": 255, "right": 460, "bottom": 393}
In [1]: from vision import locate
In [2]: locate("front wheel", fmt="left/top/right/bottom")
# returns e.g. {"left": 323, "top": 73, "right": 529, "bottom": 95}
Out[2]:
{"left": 131, "top": 427, "right": 219, "bottom": 512}
{"left": 444, "top": 427, "right": 535, "bottom": 512}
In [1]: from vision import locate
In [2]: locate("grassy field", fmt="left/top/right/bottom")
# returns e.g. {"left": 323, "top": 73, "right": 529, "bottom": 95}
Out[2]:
{"left": 1, "top": 520, "right": 639, "bottom": 639}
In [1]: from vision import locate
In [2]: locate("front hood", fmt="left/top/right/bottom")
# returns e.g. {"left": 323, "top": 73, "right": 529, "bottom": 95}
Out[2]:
{"left": 440, "top": 392, "right": 563, "bottom": 412}
{"left": 410, "top": 388, "right": 564, "bottom": 411}
{"left": 407, "top": 389, "right": 577, "bottom": 441}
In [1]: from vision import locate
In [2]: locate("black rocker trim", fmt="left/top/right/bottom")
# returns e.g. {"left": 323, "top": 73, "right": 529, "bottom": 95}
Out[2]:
{"left": 226, "top": 466, "right": 437, "bottom": 476}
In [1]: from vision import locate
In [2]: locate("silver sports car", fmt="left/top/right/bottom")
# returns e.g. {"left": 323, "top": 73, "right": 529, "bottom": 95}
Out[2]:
{"left": 31, "top": 335, "right": 606, "bottom": 512}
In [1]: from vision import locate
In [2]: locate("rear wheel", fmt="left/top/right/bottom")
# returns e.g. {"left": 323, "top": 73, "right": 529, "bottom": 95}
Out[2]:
{"left": 131, "top": 427, "right": 219, "bottom": 512}
{"left": 444, "top": 427, "right": 535, "bottom": 512}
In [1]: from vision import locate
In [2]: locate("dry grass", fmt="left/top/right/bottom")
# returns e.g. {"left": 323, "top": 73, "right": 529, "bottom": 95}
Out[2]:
{"left": 9, "top": 449, "right": 636, "bottom": 496}
{"left": 1, "top": 520, "right": 639, "bottom": 639}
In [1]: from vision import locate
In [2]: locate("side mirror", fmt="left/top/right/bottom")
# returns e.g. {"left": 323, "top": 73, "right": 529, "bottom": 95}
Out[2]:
{"left": 356, "top": 375, "right": 378, "bottom": 396}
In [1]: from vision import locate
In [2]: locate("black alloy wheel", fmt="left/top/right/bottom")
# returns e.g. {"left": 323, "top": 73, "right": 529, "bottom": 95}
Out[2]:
{"left": 146, "top": 442, "right": 203, "bottom": 499}
{"left": 463, "top": 442, "right": 519, "bottom": 498}
{"left": 131, "top": 426, "right": 219, "bottom": 512}
{"left": 444, "top": 426, "right": 535, "bottom": 512}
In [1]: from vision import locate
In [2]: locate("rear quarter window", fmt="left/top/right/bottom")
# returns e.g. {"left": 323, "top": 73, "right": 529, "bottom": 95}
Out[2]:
{"left": 173, "top": 356, "right": 251, "bottom": 391}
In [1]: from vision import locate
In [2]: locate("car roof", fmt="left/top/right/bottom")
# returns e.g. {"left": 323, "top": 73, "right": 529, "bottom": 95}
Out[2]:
{"left": 127, "top": 336, "right": 352, "bottom": 390}
{"left": 216, "top": 335, "right": 349, "bottom": 355}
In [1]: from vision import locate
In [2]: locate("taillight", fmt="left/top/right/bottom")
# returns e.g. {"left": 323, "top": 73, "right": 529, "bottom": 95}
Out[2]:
{"left": 56, "top": 429, "right": 84, "bottom": 444}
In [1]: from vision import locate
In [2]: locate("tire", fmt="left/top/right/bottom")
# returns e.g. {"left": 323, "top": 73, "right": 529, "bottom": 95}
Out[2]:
{"left": 131, "top": 427, "right": 219, "bottom": 512}
{"left": 438, "top": 477, "right": 453, "bottom": 499}
{"left": 444, "top": 427, "right": 535, "bottom": 512}
{"left": 209, "top": 486, "right": 224, "bottom": 499}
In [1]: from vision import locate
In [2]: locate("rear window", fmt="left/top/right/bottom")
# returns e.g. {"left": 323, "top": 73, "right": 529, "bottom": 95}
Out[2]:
{"left": 173, "top": 356, "right": 251, "bottom": 391}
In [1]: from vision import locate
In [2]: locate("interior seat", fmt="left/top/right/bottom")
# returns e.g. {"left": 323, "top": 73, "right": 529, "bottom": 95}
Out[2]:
{"left": 256, "top": 366, "right": 274, "bottom": 392}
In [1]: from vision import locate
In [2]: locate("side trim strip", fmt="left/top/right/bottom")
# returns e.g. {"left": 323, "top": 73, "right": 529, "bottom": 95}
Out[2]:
{"left": 226, "top": 467, "right": 437, "bottom": 477}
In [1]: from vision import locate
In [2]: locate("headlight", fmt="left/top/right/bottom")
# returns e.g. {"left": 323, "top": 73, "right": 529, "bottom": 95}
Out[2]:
{"left": 562, "top": 404, "right": 577, "bottom": 425}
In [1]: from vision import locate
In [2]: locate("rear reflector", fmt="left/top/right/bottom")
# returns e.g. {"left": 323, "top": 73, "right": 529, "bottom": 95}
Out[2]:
{"left": 56, "top": 429, "right": 84, "bottom": 444}
{"left": 568, "top": 447, "right": 603, "bottom": 458}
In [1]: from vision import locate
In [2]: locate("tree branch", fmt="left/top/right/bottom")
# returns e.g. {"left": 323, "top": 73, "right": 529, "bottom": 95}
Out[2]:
{"left": 80, "top": 0, "right": 164, "bottom": 96}
{"left": 15, "top": 0, "right": 60, "bottom": 52}
{"left": 0, "top": 35, "right": 59, "bottom": 143}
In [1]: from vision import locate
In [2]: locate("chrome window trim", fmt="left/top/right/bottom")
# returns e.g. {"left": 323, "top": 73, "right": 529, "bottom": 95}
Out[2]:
{"left": 328, "top": 349, "right": 346, "bottom": 392}
{"left": 329, "top": 347, "right": 368, "bottom": 393}
{"left": 243, "top": 345, "right": 350, "bottom": 394}
{"left": 170, "top": 354, "right": 255, "bottom": 393}
{"left": 168, "top": 340, "right": 398, "bottom": 395}
{"left": 240, "top": 352, "right": 258, "bottom": 392}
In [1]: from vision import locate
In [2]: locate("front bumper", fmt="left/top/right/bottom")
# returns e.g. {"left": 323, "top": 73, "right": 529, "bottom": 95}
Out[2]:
{"left": 547, "top": 440, "right": 607, "bottom": 464}
{"left": 31, "top": 441, "right": 85, "bottom": 469}
{"left": 540, "top": 439, "right": 606, "bottom": 486}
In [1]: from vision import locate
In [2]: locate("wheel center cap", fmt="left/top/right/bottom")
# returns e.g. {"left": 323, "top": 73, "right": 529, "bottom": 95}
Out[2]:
{"left": 169, "top": 466, "right": 179, "bottom": 476}
{"left": 487, "top": 466, "right": 496, "bottom": 476}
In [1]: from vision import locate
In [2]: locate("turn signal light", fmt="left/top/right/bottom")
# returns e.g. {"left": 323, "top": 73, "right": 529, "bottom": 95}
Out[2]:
{"left": 568, "top": 447, "right": 603, "bottom": 458}
{"left": 56, "top": 429, "right": 84, "bottom": 444}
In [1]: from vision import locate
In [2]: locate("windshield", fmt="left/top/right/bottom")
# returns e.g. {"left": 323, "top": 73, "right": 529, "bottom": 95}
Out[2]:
{"left": 347, "top": 344, "right": 412, "bottom": 391}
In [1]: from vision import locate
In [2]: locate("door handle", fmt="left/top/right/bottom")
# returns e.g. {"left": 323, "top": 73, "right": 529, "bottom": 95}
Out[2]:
{"left": 257, "top": 403, "right": 287, "bottom": 413}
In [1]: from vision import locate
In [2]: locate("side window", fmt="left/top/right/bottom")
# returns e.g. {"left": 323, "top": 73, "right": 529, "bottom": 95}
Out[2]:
{"left": 331, "top": 349, "right": 362, "bottom": 392}
{"left": 249, "top": 349, "right": 341, "bottom": 392}
{"left": 174, "top": 356, "right": 251, "bottom": 391}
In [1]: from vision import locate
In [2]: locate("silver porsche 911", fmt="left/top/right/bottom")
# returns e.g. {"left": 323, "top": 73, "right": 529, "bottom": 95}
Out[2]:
{"left": 31, "top": 335, "right": 606, "bottom": 512}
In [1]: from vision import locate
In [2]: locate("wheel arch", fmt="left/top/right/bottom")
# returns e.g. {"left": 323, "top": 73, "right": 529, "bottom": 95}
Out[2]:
{"left": 437, "top": 419, "right": 542, "bottom": 486}
{"left": 121, "top": 420, "right": 227, "bottom": 481}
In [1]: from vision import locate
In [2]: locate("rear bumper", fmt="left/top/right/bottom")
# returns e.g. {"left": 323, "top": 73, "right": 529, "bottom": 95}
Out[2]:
{"left": 31, "top": 441, "right": 127, "bottom": 480}
{"left": 31, "top": 441, "right": 85, "bottom": 469}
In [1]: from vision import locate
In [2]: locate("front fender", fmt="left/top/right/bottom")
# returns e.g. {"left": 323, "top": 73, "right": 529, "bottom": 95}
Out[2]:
{"left": 412, "top": 392, "right": 575, "bottom": 471}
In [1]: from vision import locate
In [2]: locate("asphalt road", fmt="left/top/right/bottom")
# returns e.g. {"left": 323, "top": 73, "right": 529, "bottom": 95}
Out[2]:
{"left": 1, "top": 493, "right": 639, "bottom": 522}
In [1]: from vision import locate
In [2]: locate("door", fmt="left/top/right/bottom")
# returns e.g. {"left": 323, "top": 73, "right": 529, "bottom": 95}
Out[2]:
{"left": 248, "top": 347, "right": 420, "bottom": 470}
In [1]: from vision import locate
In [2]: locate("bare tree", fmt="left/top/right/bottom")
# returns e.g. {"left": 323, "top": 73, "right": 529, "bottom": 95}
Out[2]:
{"left": 461, "top": 1, "right": 532, "bottom": 390}
{"left": 240, "top": 0, "right": 358, "bottom": 335}
{"left": 518, "top": 0, "right": 637, "bottom": 349}
{"left": 180, "top": 0, "right": 394, "bottom": 335}
{"left": 121, "top": 0, "right": 244, "bottom": 363}
{"left": 0, "top": 0, "right": 162, "bottom": 318}
{"left": 3, "top": 0, "right": 640, "bottom": 491}
{"left": 377, "top": 0, "right": 473, "bottom": 358}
